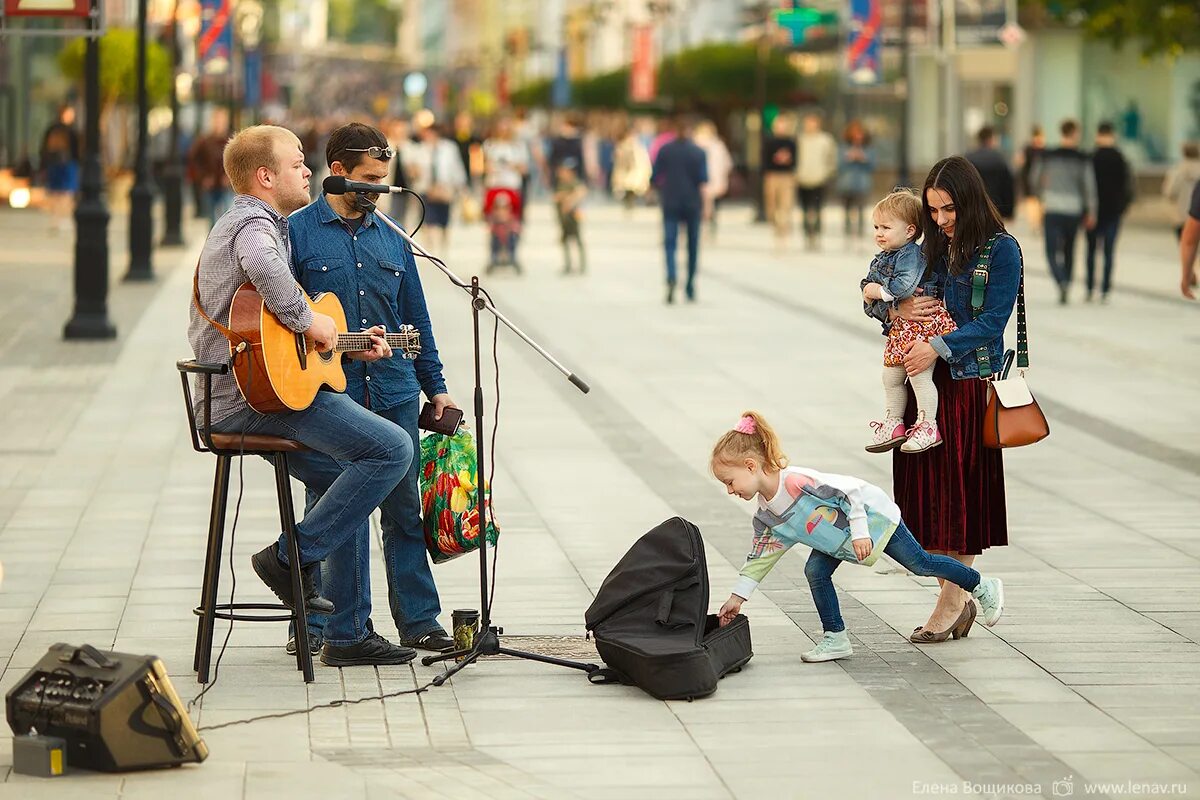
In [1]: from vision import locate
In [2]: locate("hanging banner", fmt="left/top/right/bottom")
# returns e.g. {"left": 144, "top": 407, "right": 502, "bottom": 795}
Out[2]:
{"left": 552, "top": 47, "right": 571, "bottom": 108}
{"left": 846, "top": 0, "right": 882, "bottom": 85}
{"left": 198, "top": 0, "right": 232, "bottom": 72}
{"left": 3, "top": 0, "right": 90, "bottom": 16}
{"left": 243, "top": 48, "right": 261, "bottom": 108}
{"left": 629, "top": 24, "right": 656, "bottom": 103}
{"left": 497, "top": 69, "right": 509, "bottom": 107}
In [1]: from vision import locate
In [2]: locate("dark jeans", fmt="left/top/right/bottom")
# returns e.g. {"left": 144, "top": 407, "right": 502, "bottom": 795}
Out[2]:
{"left": 210, "top": 392, "right": 412, "bottom": 645}
{"left": 803, "top": 521, "right": 981, "bottom": 634}
{"left": 490, "top": 229, "right": 518, "bottom": 264}
{"left": 798, "top": 185, "right": 825, "bottom": 238}
{"left": 1043, "top": 212, "right": 1082, "bottom": 289}
{"left": 205, "top": 188, "right": 231, "bottom": 229}
{"left": 1085, "top": 217, "right": 1120, "bottom": 296}
{"left": 298, "top": 397, "right": 444, "bottom": 647}
{"left": 663, "top": 206, "right": 701, "bottom": 290}
{"left": 842, "top": 192, "right": 866, "bottom": 236}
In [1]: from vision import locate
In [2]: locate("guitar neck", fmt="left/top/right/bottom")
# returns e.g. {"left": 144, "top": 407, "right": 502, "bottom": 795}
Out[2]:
{"left": 334, "top": 332, "right": 418, "bottom": 353}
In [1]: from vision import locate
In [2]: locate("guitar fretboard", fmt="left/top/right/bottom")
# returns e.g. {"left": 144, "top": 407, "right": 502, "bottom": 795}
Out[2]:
{"left": 335, "top": 332, "right": 420, "bottom": 354}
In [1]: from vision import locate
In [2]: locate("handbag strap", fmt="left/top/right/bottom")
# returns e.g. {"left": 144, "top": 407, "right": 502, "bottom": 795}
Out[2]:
{"left": 969, "top": 233, "right": 1029, "bottom": 378}
{"left": 1014, "top": 253, "right": 1029, "bottom": 370}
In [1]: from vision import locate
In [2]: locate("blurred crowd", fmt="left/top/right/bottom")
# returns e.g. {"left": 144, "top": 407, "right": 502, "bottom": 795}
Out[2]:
{"left": 22, "top": 97, "right": 1200, "bottom": 299}
{"left": 223, "top": 108, "right": 740, "bottom": 276}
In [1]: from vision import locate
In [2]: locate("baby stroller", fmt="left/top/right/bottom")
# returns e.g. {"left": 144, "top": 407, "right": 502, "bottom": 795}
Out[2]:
{"left": 484, "top": 187, "right": 523, "bottom": 273}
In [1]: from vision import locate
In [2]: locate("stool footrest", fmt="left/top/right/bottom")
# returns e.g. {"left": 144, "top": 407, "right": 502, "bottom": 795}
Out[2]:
{"left": 194, "top": 602, "right": 294, "bottom": 623}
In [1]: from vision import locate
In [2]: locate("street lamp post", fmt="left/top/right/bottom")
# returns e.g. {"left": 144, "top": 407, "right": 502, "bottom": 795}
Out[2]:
{"left": 161, "top": 0, "right": 186, "bottom": 246}
{"left": 126, "top": 0, "right": 155, "bottom": 280}
{"left": 64, "top": 0, "right": 116, "bottom": 340}
{"left": 747, "top": 1, "right": 772, "bottom": 223}
{"left": 897, "top": 0, "right": 912, "bottom": 186}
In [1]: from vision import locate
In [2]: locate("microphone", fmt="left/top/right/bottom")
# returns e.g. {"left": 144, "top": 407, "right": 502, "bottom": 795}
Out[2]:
{"left": 322, "top": 175, "right": 404, "bottom": 196}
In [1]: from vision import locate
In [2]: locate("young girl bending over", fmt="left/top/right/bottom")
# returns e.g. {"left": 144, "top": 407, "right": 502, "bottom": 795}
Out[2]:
{"left": 860, "top": 190, "right": 958, "bottom": 454}
{"left": 712, "top": 411, "right": 1003, "bottom": 662}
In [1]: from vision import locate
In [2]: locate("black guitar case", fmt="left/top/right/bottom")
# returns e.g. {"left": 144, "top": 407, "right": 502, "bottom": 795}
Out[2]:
{"left": 584, "top": 517, "right": 752, "bottom": 700}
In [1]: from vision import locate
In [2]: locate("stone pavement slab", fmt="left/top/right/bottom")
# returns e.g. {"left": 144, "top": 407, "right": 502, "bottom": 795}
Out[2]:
{"left": 0, "top": 199, "right": 1197, "bottom": 799}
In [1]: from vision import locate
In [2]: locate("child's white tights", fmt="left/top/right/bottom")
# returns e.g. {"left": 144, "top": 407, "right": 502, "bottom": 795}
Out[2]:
{"left": 882, "top": 365, "right": 938, "bottom": 423}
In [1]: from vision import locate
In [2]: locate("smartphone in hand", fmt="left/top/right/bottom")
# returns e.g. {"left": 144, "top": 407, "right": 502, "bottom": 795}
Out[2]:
{"left": 418, "top": 402, "right": 464, "bottom": 436}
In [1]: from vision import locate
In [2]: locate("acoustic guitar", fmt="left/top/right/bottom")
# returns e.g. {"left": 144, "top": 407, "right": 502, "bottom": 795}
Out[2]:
{"left": 228, "top": 282, "right": 421, "bottom": 413}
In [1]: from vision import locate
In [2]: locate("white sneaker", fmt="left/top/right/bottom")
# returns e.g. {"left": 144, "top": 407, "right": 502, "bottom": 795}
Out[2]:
{"left": 900, "top": 419, "right": 943, "bottom": 453}
{"left": 801, "top": 630, "right": 853, "bottom": 662}
{"left": 865, "top": 416, "right": 906, "bottom": 453}
{"left": 971, "top": 577, "right": 1005, "bottom": 626}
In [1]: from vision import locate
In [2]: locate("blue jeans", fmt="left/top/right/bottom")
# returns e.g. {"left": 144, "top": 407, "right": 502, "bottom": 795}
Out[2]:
{"left": 210, "top": 392, "right": 412, "bottom": 645}
{"left": 1085, "top": 217, "right": 1120, "bottom": 296}
{"left": 490, "top": 229, "right": 518, "bottom": 263}
{"left": 303, "top": 397, "right": 443, "bottom": 646}
{"left": 206, "top": 188, "right": 231, "bottom": 229}
{"left": 803, "top": 521, "right": 981, "bottom": 634}
{"left": 1043, "top": 212, "right": 1082, "bottom": 290}
{"left": 663, "top": 207, "right": 701, "bottom": 290}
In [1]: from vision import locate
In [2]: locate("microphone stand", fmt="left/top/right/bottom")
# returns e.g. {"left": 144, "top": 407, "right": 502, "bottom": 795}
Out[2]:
{"left": 355, "top": 196, "right": 598, "bottom": 684}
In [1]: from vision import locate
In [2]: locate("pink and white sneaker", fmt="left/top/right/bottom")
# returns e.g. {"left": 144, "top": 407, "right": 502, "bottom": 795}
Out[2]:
{"left": 865, "top": 416, "right": 907, "bottom": 453}
{"left": 901, "top": 419, "right": 943, "bottom": 453}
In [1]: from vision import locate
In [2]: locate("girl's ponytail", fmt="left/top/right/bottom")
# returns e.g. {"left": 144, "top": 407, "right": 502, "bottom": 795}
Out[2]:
{"left": 711, "top": 410, "right": 788, "bottom": 471}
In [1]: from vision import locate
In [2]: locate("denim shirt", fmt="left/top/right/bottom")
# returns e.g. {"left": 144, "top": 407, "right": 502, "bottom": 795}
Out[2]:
{"left": 289, "top": 195, "right": 447, "bottom": 410}
{"left": 928, "top": 233, "right": 1022, "bottom": 380}
{"left": 861, "top": 240, "right": 924, "bottom": 332}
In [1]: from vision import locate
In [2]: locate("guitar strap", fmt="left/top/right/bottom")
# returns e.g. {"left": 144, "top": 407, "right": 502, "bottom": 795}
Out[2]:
{"left": 192, "top": 262, "right": 248, "bottom": 352}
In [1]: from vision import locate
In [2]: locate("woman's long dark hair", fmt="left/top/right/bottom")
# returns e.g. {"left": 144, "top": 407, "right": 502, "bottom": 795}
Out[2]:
{"left": 921, "top": 156, "right": 1006, "bottom": 275}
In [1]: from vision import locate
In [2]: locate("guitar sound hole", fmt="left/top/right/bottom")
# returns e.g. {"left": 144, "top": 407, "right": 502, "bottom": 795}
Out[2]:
{"left": 318, "top": 351, "right": 335, "bottom": 363}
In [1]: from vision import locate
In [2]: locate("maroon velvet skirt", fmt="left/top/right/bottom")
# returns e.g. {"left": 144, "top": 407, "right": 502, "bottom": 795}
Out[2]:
{"left": 892, "top": 361, "right": 1008, "bottom": 554}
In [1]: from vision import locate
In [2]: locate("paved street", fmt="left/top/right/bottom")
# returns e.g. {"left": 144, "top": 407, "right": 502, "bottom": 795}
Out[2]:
{"left": 0, "top": 196, "right": 1197, "bottom": 800}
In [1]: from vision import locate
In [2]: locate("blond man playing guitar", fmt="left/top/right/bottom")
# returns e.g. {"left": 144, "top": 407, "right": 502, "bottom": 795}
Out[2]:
{"left": 188, "top": 124, "right": 418, "bottom": 667}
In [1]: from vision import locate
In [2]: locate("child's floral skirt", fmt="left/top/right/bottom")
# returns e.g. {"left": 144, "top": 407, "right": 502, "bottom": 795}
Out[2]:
{"left": 883, "top": 309, "right": 957, "bottom": 367}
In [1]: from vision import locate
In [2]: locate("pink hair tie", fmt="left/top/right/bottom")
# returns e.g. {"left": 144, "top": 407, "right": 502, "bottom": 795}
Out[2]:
{"left": 733, "top": 415, "right": 757, "bottom": 435}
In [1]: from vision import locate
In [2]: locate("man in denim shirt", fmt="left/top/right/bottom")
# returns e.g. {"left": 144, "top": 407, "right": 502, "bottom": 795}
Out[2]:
{"left": 290, "top": 122, "right": 459, "bottom": 665}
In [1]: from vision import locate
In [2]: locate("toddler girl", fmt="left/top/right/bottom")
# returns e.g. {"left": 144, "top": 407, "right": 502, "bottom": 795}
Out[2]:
{"left": 860, "top": 190, "right": 957, "bottom": 453}
{"left": 713, "top": 411, "right": 1003, "bottom": 662}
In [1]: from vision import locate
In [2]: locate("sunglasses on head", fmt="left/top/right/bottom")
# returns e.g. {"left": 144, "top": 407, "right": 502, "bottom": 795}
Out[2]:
{"left": 344, "top": 146, "right": 395, "bottom": 160}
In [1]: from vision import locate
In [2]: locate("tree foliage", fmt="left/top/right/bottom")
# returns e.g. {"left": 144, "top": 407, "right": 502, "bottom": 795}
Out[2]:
{"left": 511, "top": 43, "right": 805, "bottom": 113}
{"left": 573, "top": 68, "right": 630, "bottom": 109}
{"left": 1021, "top": 0, "right": 1200, "bottom": 56}
{"left": 327, "top": 0, "right": 399, "bottom": 47}
{"left": 58, "top": 29, "right": 172, "bottom": 106}
{"left": 659, "top": 43, "right": 803, "bottom": 111}
{"left": 510, "top": 78, "right": 551, "bottom": 107}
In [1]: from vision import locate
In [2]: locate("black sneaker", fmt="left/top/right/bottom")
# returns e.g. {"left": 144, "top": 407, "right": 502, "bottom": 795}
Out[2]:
{"left": 400, "top": 630, "right": 455, "bottom": 653}
{"left": 286, "top": 635, "right": 323, "bottom": 656}
{"left": 321, "top": 632, "right": 417, "bottom": 667}
{"left": 251, "top": 545, "right": 334, "bottom": 614}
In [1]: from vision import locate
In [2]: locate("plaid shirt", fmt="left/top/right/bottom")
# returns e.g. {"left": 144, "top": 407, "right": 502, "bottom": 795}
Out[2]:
{"left": 187, "top": 194, "right": 313, "bottom": 425}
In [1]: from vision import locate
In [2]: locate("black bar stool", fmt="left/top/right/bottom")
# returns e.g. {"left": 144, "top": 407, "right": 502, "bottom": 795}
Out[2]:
{"left": 176, "top": 359, "right": 315, "bottom": 683}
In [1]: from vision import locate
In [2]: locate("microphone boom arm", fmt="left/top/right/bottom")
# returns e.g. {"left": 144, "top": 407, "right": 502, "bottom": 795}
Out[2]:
{"left": 358, "top": 199, "right": 590, "bottom": 394}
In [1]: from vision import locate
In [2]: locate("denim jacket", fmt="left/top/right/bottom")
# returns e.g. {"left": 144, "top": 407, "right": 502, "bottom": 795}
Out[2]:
{"left": 928, "top": 233, "right": 1022, "bottom": 380}
{"left": 861, "top": 240, "right": 924, "bottom": 332}
{"left": 289, "top": 195, "right": 447, "bottom": 410}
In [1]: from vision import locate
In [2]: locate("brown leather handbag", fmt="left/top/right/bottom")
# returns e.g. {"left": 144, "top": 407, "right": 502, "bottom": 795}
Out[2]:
{"left": 969, "top": 237, "right": 1050, "bottom": 449}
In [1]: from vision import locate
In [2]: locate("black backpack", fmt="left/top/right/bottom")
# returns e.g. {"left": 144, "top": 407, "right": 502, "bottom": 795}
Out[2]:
{"left": 584, "top": 517, "right": 753, "bottom": 700}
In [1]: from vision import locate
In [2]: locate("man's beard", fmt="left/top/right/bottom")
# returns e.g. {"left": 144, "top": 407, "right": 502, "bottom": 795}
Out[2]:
{"left": 284, "top": 189, "right": 310, "bottom": 214}
{"left": 351, "top": 192, "right": 381, "bottom": 211}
